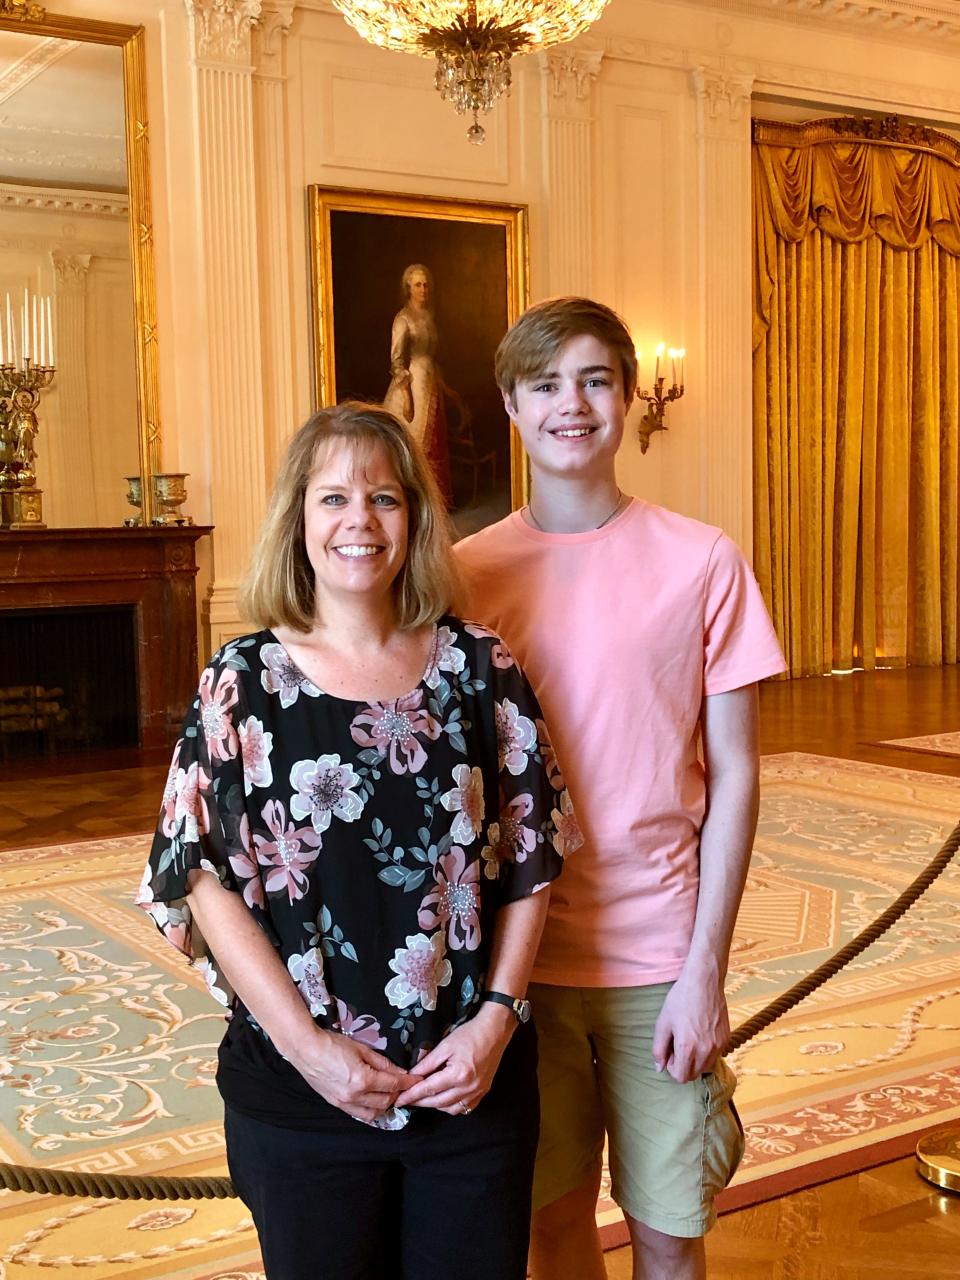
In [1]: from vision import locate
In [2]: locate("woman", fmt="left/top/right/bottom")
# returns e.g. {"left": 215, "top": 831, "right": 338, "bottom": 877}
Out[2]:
{"left": 137, "top": 403, "right": 576, "bottom": 1280}
{"left": 382, "top": 263, "right": 454, "bottom": 505}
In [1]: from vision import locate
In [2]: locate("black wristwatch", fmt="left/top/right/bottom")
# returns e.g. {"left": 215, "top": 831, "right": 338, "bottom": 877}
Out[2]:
{"left": 481, "top": 990, "right": 532, "bottom": 1024}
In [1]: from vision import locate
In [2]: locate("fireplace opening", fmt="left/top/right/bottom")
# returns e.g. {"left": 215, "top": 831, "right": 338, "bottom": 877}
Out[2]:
{"left": 0, "top": 606, "right": 139, "bottom": 762}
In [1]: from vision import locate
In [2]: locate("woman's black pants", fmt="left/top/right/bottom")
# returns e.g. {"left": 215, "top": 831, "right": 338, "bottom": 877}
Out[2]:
{"left": 224, "top": 1022, "right": 539, "bottom": 1280}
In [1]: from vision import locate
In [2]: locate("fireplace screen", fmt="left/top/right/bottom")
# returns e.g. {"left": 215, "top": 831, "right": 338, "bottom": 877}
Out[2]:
{"left": 0, "top": 605, "right": 138, "bottom": 761}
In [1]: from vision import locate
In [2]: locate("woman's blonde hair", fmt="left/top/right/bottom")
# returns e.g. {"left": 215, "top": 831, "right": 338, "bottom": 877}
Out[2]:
{"left": 242, "top": 402, "right": 462, "bottom": 632}
{"left": 495, "top": 296, "right": 638, "bottom": 406}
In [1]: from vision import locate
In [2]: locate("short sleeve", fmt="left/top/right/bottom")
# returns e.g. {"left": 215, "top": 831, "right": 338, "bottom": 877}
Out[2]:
{"left": 702, "top": 534, "right": 786, "bottom": 696}
{"left": 135, "top": 657, "right": 254, "bottom": 1007}
{"left": 468, "top": 626, "right": 578, "bottom": 904}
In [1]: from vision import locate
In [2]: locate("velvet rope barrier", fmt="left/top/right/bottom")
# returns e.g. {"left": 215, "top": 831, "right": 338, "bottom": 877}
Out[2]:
{"left": 2, "top": 817, "right": 958, "bottom": 1201}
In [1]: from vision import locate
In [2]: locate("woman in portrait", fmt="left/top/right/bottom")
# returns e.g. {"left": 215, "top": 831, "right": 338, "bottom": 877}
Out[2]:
{"left": 382, "top": 263, "right": 454, "bottom": 506}
{"left": 137, "top": 403, "right": 577, "bottom": 1280}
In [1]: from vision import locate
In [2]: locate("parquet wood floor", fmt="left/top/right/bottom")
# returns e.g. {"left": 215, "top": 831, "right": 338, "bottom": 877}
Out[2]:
{"left": 1, "top": 665, "right": 957, "bottom": 1276}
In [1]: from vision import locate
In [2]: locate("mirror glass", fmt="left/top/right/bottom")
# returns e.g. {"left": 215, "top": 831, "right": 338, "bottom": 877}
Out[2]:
{"left": 0, "top": 30, "right": 138, "bottom": 527}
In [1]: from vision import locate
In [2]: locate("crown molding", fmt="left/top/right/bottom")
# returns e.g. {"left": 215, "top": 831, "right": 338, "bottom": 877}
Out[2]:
{"left": 0, "top": 36, "right": 73, "bottom": 106}
{"left": 0, "top": 182, "right": 128, "bottom": 216}
{"left": 717, "top": 0, "right": 960, "bottom": 47}
{"left": 569, "top": 29, "right": 960, "bottom": 120}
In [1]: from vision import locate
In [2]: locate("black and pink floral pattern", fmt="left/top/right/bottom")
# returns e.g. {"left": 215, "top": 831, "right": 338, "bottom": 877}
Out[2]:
{"left": 138, "top": 619, "right": 571, "bottom": 1074}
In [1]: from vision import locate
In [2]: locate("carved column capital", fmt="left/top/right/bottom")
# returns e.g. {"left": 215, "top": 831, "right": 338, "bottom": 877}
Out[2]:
{"left": 691, "top": 67, "right": 754, "bottom": 129}
{"left": 185, "top": 0, "right": 263, "bottom": 64}
{"left": 543, "top": 48, "right": 604, "bottom": 116}
{"left": 253, "top": 0, "right": 295, "bottom": 76}
{"left": 50, "top": 250, "right": 92, "bottom": 287}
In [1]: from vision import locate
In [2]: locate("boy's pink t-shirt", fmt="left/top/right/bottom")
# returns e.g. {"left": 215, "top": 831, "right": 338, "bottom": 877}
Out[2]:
{"left": 455, "top": 499, "right": 786, "bottom": 987}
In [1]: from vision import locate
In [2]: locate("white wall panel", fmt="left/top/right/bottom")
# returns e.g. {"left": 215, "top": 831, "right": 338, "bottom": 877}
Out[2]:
{"left": 321, "top": 64, "right": 510, "bottom": 185}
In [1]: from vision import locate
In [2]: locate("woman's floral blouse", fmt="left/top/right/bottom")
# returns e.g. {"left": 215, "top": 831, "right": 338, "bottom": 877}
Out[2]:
{"left": 137, "top": 618, "right": 577, "bottom": 1122}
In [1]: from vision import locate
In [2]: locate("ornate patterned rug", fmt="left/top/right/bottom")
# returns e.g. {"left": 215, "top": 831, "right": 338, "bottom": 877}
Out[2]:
{"left": 877, "top": 731, "right": 960, "bottom": 759}
{"left": 2, "top": 752, "right": 959, "bottom": 1274}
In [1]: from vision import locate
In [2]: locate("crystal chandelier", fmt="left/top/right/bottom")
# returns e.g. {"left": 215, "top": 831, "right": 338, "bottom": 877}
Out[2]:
{"left": 333, "top": 1, "right": 612, "bottom": 143}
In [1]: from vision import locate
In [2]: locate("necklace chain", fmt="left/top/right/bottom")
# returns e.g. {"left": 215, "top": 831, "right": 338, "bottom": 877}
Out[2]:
{"left": 527, "top": 490, "right": 624, "bottom": 533}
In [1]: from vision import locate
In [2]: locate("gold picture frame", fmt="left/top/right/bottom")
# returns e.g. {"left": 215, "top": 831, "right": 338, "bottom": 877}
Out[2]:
{"left": 308, "top": 186, "right": 529, "bottom": 533}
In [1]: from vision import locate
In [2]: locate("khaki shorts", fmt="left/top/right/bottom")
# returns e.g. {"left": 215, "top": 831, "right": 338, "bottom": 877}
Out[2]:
{"left": 529, "top": 981, "right": 744, "bottom": 1238}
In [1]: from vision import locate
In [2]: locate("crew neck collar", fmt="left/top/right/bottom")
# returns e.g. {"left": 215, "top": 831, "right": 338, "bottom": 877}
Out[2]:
{"left": 510, "top": 496, "right": 639, "bottom": 543}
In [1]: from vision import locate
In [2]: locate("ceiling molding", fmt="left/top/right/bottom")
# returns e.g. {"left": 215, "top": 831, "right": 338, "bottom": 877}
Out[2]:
{"left": 745, "top": 0, "right": 960, "bottom": 45}
{"left": 0, "top": 181, "right": 128, "bottom": 215}
{"left": 0, "top": 35, "right": 73, "bottom": 106}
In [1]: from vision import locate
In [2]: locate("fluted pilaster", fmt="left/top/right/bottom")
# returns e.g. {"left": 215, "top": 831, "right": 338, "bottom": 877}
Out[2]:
{"left": 692, "top": 68, "right": 754, "bottom": 556}
{"left": 185, "top": 0, "right": 266, "bottom": 649}
{"left": 541, "top": 50, "right": 603, "bottom": 297}
{"left": 48, "top": 251, "right": 96, "bottom": 527}
{"left": 253, "top": 1, "right": 296, "bottom": 477}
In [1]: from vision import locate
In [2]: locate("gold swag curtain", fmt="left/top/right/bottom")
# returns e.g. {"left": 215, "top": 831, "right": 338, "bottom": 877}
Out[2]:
{"left": 752, "top": 119, "right": 960, "bottom": 677}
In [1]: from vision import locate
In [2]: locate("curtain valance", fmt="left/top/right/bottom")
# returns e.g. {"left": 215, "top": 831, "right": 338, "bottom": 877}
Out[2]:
{"left": 753, "top": 118, "right": 960, "bottom": 349}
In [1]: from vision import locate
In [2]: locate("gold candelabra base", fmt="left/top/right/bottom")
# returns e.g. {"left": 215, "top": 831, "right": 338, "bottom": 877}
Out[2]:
{"left": 0, "top": 359, "right": 55, "bottom": 531}
{"left": 0, "top": 485, "right": 45, "bottom": 529}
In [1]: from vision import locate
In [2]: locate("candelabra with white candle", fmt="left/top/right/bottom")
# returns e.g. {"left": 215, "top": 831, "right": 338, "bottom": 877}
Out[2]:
{"left": 0, "top": 288, "right": 56, "bottom": 529}
{"left": 635, "top": 342, "right": 685, "bottom": 454}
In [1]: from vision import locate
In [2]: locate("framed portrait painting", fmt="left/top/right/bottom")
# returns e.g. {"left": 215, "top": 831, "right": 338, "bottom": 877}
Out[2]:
{"left": 308, "top": 186, "right": 529, "bottom": 536}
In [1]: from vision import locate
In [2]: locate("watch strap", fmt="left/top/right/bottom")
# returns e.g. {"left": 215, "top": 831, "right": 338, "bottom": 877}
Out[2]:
{"left": 481, "top": 990, "right": 530, "bottom": 1022}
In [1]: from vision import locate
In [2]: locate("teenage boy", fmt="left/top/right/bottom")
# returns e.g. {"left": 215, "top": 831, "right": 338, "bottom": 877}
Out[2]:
{"left": 455, "top": 297, "right": 785, "bottom": 1280}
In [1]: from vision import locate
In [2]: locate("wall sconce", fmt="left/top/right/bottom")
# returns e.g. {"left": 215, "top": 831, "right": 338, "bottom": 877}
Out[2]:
{"left": 636, "top": 343, "right": 684, "bottom": 454}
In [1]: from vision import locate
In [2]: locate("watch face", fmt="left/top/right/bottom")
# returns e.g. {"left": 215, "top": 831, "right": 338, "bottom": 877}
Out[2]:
{"left": 516, "top": 999, "right": 532, "bottom": 1024}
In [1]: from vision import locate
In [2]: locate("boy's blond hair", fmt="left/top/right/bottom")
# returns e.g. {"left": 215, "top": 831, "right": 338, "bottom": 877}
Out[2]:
{"left": 495, "top": 296, "right": 638, "bottom": 406}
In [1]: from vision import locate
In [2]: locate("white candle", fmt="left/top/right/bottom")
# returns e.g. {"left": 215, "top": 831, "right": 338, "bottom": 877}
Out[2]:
{"left": 38, "top": 296, "right": 44, "bottom": 365}
{"left": 5, "top": 293, "right": 11, "bottom": 366}
{"left": 22, "top": 290, "right": 28, "bottom": 361}
{"left": 32, "top": 294, "right": 38, "bottom": 365}
{"left": 654, "top": 342, "right": 665, "bottom": 384}
{"left": 678, "top": 348, "right": 685, "bottom": 387}
{"left": 46, "top": 296, "right": 53, "bottom": 366}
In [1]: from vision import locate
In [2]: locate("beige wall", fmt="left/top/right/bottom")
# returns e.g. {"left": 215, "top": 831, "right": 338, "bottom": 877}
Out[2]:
{"left": 42, "top": 0, "right": 960, "bottom": 652}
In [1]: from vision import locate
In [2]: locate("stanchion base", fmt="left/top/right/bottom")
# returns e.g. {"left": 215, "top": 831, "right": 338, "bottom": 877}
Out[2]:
{"left": 916, "top": 1126, "right": 960, "bottom": 1192}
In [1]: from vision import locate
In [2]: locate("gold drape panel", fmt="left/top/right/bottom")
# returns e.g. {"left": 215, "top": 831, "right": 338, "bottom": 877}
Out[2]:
{"left": 753, "top": 130, "right": 960, "bottom": 677}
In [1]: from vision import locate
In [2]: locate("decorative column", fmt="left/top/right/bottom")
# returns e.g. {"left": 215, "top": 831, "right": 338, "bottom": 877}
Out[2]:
{"left": 185, "top": 0, "right": 267, "bottom": 651}
{"left": 253, "top": 1, "right": 296, "bottom": 478}
{"left": 541, "top": 50, "right": 604, "bottom": 296}
{"left": 48, "top": 251, "right": 96, "bottom": 528}
{"left": 692, "top": 68, "right": 754, "bottom": 557}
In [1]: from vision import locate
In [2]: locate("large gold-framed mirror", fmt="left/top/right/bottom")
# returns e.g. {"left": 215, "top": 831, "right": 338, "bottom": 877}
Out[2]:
{"left": 0, "top": 7, "right": 160, "bottom": 525}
